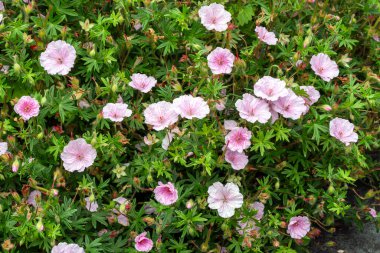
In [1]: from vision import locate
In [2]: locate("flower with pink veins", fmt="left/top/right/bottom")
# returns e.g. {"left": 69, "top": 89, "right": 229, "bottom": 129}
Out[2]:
{"left": 84, "top": 197, "right": 98, "bottom": 212}
{"left": 207, "top": 47, "right": 235, "bottom": 75}
{"left": 272, "top": 90, "right": 308, "bottom": 120}
{"left": 224, "top": 120, "right": 238, "bottom": 131}
{"left": 143, "top": 101, "right": 178, "bottom": 131}
{"left": 287, "top": 216, "right": 311, "bottom": 239}
{"left": 235, "top": 93, "right": 271, "bottom": 123}
{"left": 310, "top": 53, "right": 339, "bottom": 81}
{"left": 225, "top": 127, "right": 252, "bottom": 153}
{"left": 40, "top": 40, "right": 76, "bottom": 75}
{"left": 27, "top": 190, "right": 41, "bottom": 208}
{"left": 255, "top": 26, "right": 278, "bottom": 45}
{"left": 253, "top": 76, "right": 288, "bottom": 101}
{"left": 102, "top": 103, "right": 132, "bottom": 122}
{"left": 135, "top": 232, "right": 154, "bottom": 252}
{"left": 0, "top": 142, "right": 8, "bottom": 156}
{"left": 154, "top": 182, "right": 178, "bottom": 206}
{"left": 198, "top": 3, "right": 231, "bottom": 32}
{"left": 14, "top": 96, "right": 40, "bottom": 121}
{"left": 300, "top": 86, "right": 320, "bottom": 105}
{"left": 172, "top": 95, "right": 210, "bottom": 119}
{"left": 60, "top": 138, "right": 97, "bottom": 172}
{"left": 129, "top": 73, "right": 157, "bottom": 93}
{"left": 207, "top": 182, "right": 243, "bottom": 218}
{"left": 225, "top": 149, "right": 248, "bottom": 170}
{"left": 369, "top": 208, "right": 377, "bottom": 218}
{"left": 51, "top": 243, "right": 85, "bottom": 253}
{"left": 250, "top": 201, "right": 265, "bottom": 220}
{"left": 329, "top": 118, "right": 358, "bottom": 146}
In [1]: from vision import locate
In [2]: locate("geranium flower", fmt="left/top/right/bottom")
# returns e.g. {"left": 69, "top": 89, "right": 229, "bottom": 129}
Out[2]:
{"left": 272, "top": 90, "right": 307, "bottom": 120}
{"left": 207, "top": 182, "right": 243, "bottom": 218}
{"left": 27, "top": 190, "right": 41, "bottom": 208}
{"left": 255, "top": 26, "right": 278, "bottom": 45}
{"left": 250, "top": 201, "right": 265, "bottom": 220}
{"left": 60, "top": 138, "right": 97, "bottom": 172}
{"left": 287, "top": 216, "right": 311, "bottom": 239}
{"left": 14, "top": 96, "right": 40, "bottom": 121}
{"left": 40, "top": 40, "right": 76, "bottom": 75}
{"left": 51, "top": 243, "right": 85, "bottom": 253}
{"left": 310, "top": 53, "right": 339, "bottom": 81}
{"left": 253, "top": 76, "right": 288, "bottom": 101}
{"left": 129, "top": 73, "right": 157, "bottom": 93}
{"left": 329, "top": 118, "right": 358, "bottom": 146}
{"left": 207, "top": 47, "right": 235, "bottom": 75}
{"left": 198, "top": 3, "right": 231, "bottom": 32}
{"left": 225, "top": 149, "right": 248, "bottom": 170}
{"left": 84, "top": 197, "right": 98, "bottom": 212}
{"left": 0, "top": 142, "right": 8, "bottom": 156}
{"left": 225, "top": 127, "right": 252, "bottom": 152}
{"left": 143, "top": 101, "right": 178, "bottom": 131}
{"left": 300, "top": 86, "right": 320, "bottom": 105}
{"left": 135, "top": 232, "right": 154, "bottom": 252}
{"left": 235, "top": 93, "right": 271, "bottom": 123}
{"left": 172, "top": 95, "right": 210, "bottom": 119}
{"left": 224, "top": 120, "right": 238, "bottom": 131}
{"left": 369, "top": 208, "right": 377, "bottom": 218}
{"left": 154, "top": 182, "right": 178, "bottom": 206}
{"left": 102, "top": 103, "right": 132, "bottom": 122}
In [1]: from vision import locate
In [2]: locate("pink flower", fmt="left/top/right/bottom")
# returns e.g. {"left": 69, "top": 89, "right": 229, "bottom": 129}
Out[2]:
{"left": 300, "top": 86, "right": 320, "bottom": 105}
{"left": 162, "top": 131, "right": 174, "bottom": 150}
{"left": 310, "top": 53, "right": 339, "bottom": 81}
{"left": 207, "top": 182, "right": 243, "bottom": 218}
{"left": 27, "top": 190, "right": 41, "bottom": 208}
{"left": 268, "top": 102, "right": 279, "bottom": 124}
{"left": 235, "top": 93, "right": 271, "bottom": 123}
{"left": 134, "top": 20, "right": 142, "bottom": 31}
{"left": 154, "top": 182, "right": 178, "bottom": 205}
{"left": 207, "top": 47, "right": 235, "bottom": 75}
{"left": 0, "top": 142, "right": 7, "bottom": 156}
{"left": 129, "top": 73, "right": 157, "bottom": 93}
{"left": 14, "top": 96, "right": 40, "bottom": 121}
{"left": 198, "top": 3, "right": 231, "bottom": 32}
{"left": 237, "top": 202, "right": 264, "bottom": 235}
{"left": 224, "top": 120, "right": 238, "bottom": 131}
{"left": 287, "top": 216, "right": 311, "bottom": 239}
{"left": 255, "top": 26, "right": 278, "bottom": 45}
{"left": 0, "top": 1, "right": 4, "bottom": 11}
{"left": 369, "top": 208, "right": 377, "bottom": 218}
{"left": 253, "top": 76, "right": 288, "bottom": 101}
{"left": 78, "top": 99, "right": 90, "bottom": 109}
{"left": 84, "top": 197, "right": 98, "bottom": 212}
{"left": 225, "top": 149, "right": 248, "bottom": 170}
{"left": 272, "top": 90, "right": 308, "bottom": 120}
{"left": 321, "top": 105, "right": 332, "bottom": 111}
{"left": 329, "top": 118, "right": 358, "bottom": 146}
{"left": 143, "top": 101, "right": 178, "bottom": 131}
{"left": 135, "top": 232, "right": 154, "bottom": 252}
{"left": 295, "top": 60, "right": 303, "bottom": 68}
{"left": 250, "top": 202, "right": 265, "bottom": 220}
{"left": 114, "top": 196, "right": 128, "bottom": 205}
{"left": 172, "top": 95, "right": 210, "bottom": 119}
{"left": 117, "top": 214, "right": 129, "bottom": 226}
{"left": 40, "top": 40, "right": 76, "bottom": 75}
{"left": 225, "top": 127, "right": 252, "bottom": 153}
{"left": 215, "top": 100, "right": 226, "bottom": 111}
{"left": 60, "top": 138, "right": 97, "bottom": 172}
{"left": 51, "top": 242, "right": 85, "bottom": 253}
{"left": 102, "top": 103, "right": 132, "bottom": 122}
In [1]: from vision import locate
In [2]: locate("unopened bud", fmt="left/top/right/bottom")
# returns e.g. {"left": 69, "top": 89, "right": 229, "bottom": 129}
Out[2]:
{"left": 51, "top": 189, "right": 59, "bottom": 196}
{"left": 12, "top": 158, "right": 20, "bottom": 173}
{"left": 89, "top": 49, "right": 96, "bottom": 57}
{"left": 89, "top": 194, "right": 95, "bottom": 202}
{"left": 36, "top": 219, "right": 44, "bottom": 232}
{"left": 186, "top": 199, "right": 195, "bottom": 209}
{"left": 13, "top": 63, "right": 21, "bottom": 73}
{"left": 327, "top": 184, "right": 335, "bottom": 194}
{"left": 321, "top": 104, "right": 332, "bottom": 111}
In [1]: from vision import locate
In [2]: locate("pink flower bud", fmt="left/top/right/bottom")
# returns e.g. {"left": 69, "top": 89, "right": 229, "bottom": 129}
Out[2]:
{"left": 12, "top": 159, "right": 20, "bottom": 173}
{"left": 321, "top": 105, "right": 332, "bottom": 111}
{"left": 36, "top": 220, "right": 44, "bottom": 232}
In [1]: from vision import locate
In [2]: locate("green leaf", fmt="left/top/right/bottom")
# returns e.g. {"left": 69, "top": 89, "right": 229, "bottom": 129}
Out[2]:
{"left": 237, "top": 5, "right": 255, "bottom": 26}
